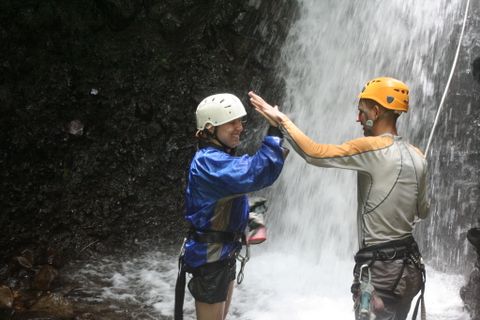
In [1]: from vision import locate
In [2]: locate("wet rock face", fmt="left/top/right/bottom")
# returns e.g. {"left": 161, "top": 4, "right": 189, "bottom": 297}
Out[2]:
{"left": 0, "top": 0, "right": 297, "bottom": 263}
{"left": 461, "top": 228, "right": 480, "bottom": 320}
{"left": 473, "top": 57, "right": 480, "bottom": 84}
{"left": 0, "top": 249, "right": 66, "bottom": 319}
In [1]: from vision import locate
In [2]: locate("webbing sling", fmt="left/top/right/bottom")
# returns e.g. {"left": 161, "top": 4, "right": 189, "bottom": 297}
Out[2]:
{"left": 411, "top": 266, "right": 426, "bottom": 320}
{"left": 174, "top": 255, "right": 187, "bottom": 320}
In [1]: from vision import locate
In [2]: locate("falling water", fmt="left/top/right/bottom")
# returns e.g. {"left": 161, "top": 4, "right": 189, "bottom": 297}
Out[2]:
{"left": 65, "top": 1, "right": 475, "bottom": 319}
{"left": 267, "top": 0, "right": 466, "bottom": 271}
{"left": 233, "top": 0, "right": 471, "bottom": 318}
{"left": 240, "top": 0, "right": 470, "bottom": 318}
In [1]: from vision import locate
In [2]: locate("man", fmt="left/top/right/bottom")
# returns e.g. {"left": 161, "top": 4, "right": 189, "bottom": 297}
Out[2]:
{"left": 175, "top": 93, "right": 285, "bottom": 320}
{"left": 249, "top": 77, "right": 429, "bottom": 320}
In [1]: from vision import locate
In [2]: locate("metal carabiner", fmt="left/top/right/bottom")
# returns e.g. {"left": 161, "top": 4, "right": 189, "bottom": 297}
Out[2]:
{"left": 359, "top": 264, "right": 371, "bottom": 283}
{"left": 358, "top": 264, "right": 375, "bottom": 320}
{"left": 236, "top": 244, "right": 250, "bottom": 284}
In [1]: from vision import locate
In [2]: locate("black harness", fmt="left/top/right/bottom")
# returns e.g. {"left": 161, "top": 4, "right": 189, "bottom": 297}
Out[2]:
{"left": 354, "top": 236, "right": 426, "bottom": 320}
{"left": 174, "top": 229, "right": 243, "bottom": 320}
{"left": 188, "top": 228, "right": 244, "bottom": 244}
{"left": 355, "top": 236, "right": 421, "bottom": 263}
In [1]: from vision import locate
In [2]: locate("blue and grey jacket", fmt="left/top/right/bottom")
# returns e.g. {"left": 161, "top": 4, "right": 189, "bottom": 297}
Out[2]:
{"left": 183, "top": 134, "right": 285, "bottom": 268}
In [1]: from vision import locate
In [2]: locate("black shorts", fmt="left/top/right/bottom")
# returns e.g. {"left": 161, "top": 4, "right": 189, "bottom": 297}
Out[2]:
{"left": 187, "top": 258, "right": 236, "bottom": 304}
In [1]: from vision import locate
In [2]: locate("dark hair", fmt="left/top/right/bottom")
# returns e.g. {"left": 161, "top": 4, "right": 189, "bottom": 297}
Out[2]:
{"left": 360, "top": 98, "right": 399, "bottom": 121}
{"left": 360, "top": 98, "right": 379, "bottom": 109}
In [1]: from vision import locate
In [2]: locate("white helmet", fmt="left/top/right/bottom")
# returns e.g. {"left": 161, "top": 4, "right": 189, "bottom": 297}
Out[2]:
{"left": 196, "top": 93, "right": 247, "bottom": 130}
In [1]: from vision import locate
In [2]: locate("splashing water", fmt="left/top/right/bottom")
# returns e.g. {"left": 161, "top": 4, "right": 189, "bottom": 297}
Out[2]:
{"left": 66, "top": 247, "right": 469, "bottom": 319}
{"left": 241, "top": 0, "right": 471, "bottom": 319}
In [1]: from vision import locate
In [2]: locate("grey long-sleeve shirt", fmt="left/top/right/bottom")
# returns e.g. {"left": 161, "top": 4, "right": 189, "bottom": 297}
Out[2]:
{"left": 280, "top": 119, "right": 429, "bottom": 248}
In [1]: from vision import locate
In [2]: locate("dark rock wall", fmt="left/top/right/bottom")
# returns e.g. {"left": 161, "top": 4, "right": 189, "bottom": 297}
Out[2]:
{"left": 413, "top": 0, "right": 480, "bottom": 317}
{"left": 461, "top": 228, "right": 480, "bottom": 320}
{"left": 0, "top": 0, "right": 297, "bottom": 263}
{"left": 415, "top": 0, "right": 480, "bottom": 272}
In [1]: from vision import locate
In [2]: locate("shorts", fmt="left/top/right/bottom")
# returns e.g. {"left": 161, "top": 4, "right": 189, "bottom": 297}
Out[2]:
{"left": 353, "top": 259, "right": 422, "bottom": 299}
{"left": 187, "top": 258, "right": 236, "bottom": 304}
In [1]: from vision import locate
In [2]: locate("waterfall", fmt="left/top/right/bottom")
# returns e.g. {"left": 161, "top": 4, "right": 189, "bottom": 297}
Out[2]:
{"left": 65, "top": 1, "right": 476, "bottom": 319}
{"left": 230, "top": 0, "right": 471, "bottom": 318}
{"left": 267, "top": 0, "right": 466, "bottom": 272}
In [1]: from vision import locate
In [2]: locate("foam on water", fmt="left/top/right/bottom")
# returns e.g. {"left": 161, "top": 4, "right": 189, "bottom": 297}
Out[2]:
{"left": 68, "top": 248, "right": 470, "bottom": 319}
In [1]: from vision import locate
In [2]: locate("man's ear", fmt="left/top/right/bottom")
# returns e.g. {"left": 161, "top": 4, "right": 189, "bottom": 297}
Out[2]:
{"left": 373, "top": 105, "right": 381, "bottom": 119}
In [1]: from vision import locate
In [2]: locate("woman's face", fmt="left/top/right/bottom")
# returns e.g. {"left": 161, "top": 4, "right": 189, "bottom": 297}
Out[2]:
{"left": 214, "top": 118, "right": 244, "bottom": 149}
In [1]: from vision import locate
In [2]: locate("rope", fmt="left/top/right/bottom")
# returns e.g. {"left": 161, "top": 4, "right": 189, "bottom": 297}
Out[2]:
{"left": 424, "top": 0, "right": 471, "bottom": 155}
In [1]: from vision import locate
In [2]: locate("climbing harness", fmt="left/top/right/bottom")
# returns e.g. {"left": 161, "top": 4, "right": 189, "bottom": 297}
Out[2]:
{"left": 188, "top": 228, "right": 243, "bottom": 243}
{"left": 174, "top": 229, "right": 247, "bottom": 320}
{"left": 354, "top": 236, "right": 426, "bottom": 320}
{"left": 425, "top": 0, "right": 471, "bottom": 155}
{"left": 358, "top": 264, "right": 375, "bottom": 320}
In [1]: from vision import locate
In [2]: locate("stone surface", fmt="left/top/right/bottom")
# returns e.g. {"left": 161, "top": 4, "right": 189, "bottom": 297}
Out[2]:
{"left": 461, "top": 227, "right": 480, "bottom": 320}
{"left": 0, "top": 1, "right": 298, "bottom": 317}
{"left": 0, "top": 285, "right": 13, "bottom": 309}
{"left": 412, "top": 0, "right": 480, "bottom": 313}
{"left": 415, "top": 0, "right": 480, "bottom": 273}
{"left": 0, "top": 0, "right": 297, "bottom": 264}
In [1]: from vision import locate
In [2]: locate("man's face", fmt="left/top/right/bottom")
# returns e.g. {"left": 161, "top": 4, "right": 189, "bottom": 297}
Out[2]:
{"left": 357, "top": 101, "right": 375, "bottom": 136}
{"left": 214, "top": 118, "right": 244, "bottom": 148}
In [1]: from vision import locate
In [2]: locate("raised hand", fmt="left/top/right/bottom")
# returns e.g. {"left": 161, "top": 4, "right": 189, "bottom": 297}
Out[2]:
{"left": 248, "top": 91, "right": 288, "bottom": 126}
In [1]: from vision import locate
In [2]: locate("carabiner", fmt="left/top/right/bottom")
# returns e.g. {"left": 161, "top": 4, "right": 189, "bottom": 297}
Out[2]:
{"left": 236, "top": 244, "right": 250, "bottom": 284}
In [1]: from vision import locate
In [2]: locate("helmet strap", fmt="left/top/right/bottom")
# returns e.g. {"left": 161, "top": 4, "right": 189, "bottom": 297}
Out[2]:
{"left": 212, "top": 127, "right": 234, "bottom": 152}
{"left": 197, "top": 127, "right": 233, "bottom": 153}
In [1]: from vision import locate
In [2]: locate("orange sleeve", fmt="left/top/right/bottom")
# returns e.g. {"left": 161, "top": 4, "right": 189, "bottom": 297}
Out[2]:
{"left": 278, "top": 119, "right": 395, "bottom": 174}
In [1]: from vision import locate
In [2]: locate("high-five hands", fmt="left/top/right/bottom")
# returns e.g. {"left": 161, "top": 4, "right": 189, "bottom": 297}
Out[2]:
{"left": 248, "top": 91, "right": 288, "bottom": 127}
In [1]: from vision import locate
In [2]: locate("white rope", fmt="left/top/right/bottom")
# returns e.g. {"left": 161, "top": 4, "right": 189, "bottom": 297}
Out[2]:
{"left": 424, "top": 0, "right": 471, "bottom": 155}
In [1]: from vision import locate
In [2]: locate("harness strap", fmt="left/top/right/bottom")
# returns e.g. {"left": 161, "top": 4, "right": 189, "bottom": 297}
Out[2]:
{"left": 390, "top": 257, "right": 407, "bottom": 292}
{"left": 174, "top": 255, "right": 186, "bottom": 320}
{"left": 355, "top": 236, "right": 418, "bottom": 263}
{"left": 189, "top": 229, "right": 243, "bottom": 243}
{"left": 411, "top": 266, "right": 426, "bottom": 320}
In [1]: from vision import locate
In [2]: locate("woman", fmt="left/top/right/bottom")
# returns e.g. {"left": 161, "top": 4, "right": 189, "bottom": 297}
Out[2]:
{"left": 176, "top": 93, "right": 285, "bottom": 320}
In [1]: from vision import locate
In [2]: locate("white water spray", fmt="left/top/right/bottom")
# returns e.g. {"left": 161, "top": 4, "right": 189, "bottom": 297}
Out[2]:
{"left": 230, "top": 0, "right": 471, "bottom": 319}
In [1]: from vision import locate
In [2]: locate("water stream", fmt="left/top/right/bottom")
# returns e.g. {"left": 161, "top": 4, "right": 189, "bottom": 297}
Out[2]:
{"left": 66, "top": 1, "right": 473, "bottom": 319}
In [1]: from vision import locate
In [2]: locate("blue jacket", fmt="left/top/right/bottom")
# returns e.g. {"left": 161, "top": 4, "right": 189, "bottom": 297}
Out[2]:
{"left": 183, "top": 135, "right": 285, "bottom": 268}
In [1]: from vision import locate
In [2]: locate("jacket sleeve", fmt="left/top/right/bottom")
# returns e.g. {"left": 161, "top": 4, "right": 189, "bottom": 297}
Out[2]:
{"left": 192, "top": 136, "right": 285, "bottom": 198}
{"left": 279, "top": 119, "right": 394, "bottom": 172}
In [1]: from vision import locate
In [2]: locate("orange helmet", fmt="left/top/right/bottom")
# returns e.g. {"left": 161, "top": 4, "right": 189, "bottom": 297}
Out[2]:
{"left": 358, "top": 77, "right": 409, "bottom": 112}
